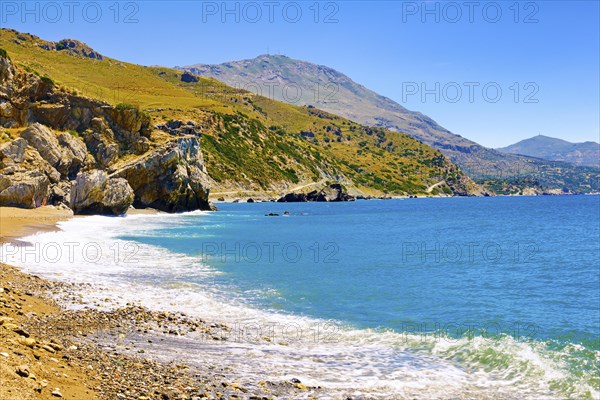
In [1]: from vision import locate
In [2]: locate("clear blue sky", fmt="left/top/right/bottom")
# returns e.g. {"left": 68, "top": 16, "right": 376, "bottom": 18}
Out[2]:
{"left": 2, "top": 0, "right": 599, "bottom": 148}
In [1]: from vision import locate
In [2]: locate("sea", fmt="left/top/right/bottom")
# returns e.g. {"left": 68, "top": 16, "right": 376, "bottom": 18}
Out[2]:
{"left": 2, "top": 195, "right": 599, "bottom": 399}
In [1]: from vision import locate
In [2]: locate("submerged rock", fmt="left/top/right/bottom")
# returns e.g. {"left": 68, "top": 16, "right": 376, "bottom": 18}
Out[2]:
{"left": 70, "top": 170, "right": 134, "bottom": 215}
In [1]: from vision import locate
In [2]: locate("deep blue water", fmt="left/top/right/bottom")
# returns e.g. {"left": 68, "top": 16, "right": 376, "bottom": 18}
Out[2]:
{"left": 5, "top": 195, "right": 599, "bottom": 398}
{"left": 126, "top": 196, "right": 600, "bottom": 349}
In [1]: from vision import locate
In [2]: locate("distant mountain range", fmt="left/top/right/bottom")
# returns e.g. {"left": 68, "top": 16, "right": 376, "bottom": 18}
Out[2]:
{"left": 178, "top": 55, "right": 600, "bottom": 194}
{"left": 498, "top": 135, "right": 599, "bottom": 167}
{"left": 0, "top": 28, "right": 487, "bottom": 204}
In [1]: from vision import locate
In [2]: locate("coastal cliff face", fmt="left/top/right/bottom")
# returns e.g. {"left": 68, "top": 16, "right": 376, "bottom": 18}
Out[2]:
{"left": 0, "top": 52, "right": 212, "bottom": 214}
{"left": 0, "top": 29, "right": 490, "bottom": 203}
{"left": 112, "top": 137, "right": 211, "bottom": 212}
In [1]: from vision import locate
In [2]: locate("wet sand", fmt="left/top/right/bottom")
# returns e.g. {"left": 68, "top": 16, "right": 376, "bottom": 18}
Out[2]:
{"left": 0, "top": 206, "right": 319, "bottom": 400}
{"left": 0, "top": 206, "right": 74, "bottom": 244}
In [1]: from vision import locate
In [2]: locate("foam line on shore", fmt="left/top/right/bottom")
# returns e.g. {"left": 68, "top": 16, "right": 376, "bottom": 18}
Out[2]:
{"left": 1, "top": 213, "right": 597, "bottom": 399}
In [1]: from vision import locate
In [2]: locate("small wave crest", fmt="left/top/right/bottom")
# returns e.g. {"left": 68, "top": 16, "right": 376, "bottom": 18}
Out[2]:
{"left": 1, "top": 214, "right": 597, "bottom": 399}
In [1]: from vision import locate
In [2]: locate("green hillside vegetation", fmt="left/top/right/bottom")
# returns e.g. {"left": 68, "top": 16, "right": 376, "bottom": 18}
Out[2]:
{"left": 0, "top": 29, "right": 479, "bottom": 196}
{"left": 183, "top": 55, "right": 600, "bottom": 194}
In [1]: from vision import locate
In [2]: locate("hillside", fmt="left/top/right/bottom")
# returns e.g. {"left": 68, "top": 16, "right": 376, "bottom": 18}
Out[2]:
{"left": 181, "top": 54, "right": 477, "bottom": 153}
{"left": 0, "top": 28, "right": 485, "bottom": 208}
{"left": 498, "top": 135, "right": 600, "bottom": 167}
{"left": 181, "top": 55, "right": 600, "bottom": 194}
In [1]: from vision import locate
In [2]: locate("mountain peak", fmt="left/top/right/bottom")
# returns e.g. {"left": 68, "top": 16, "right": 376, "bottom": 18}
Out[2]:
{"left": 499, "top": 135, "right": 600, "bottom": 167}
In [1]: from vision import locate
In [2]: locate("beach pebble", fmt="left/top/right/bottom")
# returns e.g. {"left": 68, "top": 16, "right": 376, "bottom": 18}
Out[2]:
{"left": 42, "top": 344, "right": 57, "bottom": 353}
{"left": 16, "top": 365, "right": 30, "bottom": 378}
{"left": 48, "top": 342, "right": 63, "bottom": 351}
{"left": 18, "top": 337, "right": 36, "bottom": 348}
{"left": 14, "top": 327, "right": 30, "bottom": 337}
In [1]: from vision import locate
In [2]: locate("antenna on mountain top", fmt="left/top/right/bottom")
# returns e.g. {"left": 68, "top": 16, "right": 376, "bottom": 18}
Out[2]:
{"left": 267, "top": 46, "right": 270, "bottom": 55}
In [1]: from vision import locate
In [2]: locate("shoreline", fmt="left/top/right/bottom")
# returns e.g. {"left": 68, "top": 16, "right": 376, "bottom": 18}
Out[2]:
{"left": 0, "top": 207, "right": 320, "bottom": 400}
{"left": 0, "top": 206, "right": 74, "bottom": 244}
{"left": 0, "top": 207, "right": 321, "bottom": 400}
{"left": 2, "top": 203, "right": 597, "bottom": 399}
{"left": 211, "top": 192, "right": 600, "bottom": 205}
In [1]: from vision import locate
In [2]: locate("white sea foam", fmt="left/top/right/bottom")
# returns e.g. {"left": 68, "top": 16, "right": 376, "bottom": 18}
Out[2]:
{"left": 1, "top": 213, "right": 597, "bottom": 400}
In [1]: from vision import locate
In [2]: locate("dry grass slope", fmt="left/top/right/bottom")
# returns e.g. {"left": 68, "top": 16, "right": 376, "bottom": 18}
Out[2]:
{"left": 0, "top": 29, "right": 481, "bottom": 196}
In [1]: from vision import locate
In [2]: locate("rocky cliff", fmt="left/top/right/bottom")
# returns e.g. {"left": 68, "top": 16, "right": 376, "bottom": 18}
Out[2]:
{"left": 0, "top": 51, "right": 212, "bottom": 214}
{"left": 0, "top": 29, "right": 489, "bottom": 200}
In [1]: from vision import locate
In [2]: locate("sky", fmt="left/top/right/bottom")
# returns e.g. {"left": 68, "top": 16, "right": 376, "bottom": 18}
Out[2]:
{"left": 2, "top": 0, "right": 599, "bottom": 148}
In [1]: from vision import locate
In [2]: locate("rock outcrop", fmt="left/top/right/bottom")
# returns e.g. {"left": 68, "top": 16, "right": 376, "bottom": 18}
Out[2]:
{"left": 57, "top": 132, "right": 89, "bottom": 177}
{"left": 19, "top": 123, "right": 89, "bottom": 179}
{"left": 181, "top": 72, "right": 199, "bottom": 83}
{"left": 0, "top": 136, "right": 60, "bottom": 184}
{"left": 113, "top": 137, "right": 212, "bottom": 212}
{"left": 0, "top": 137, "right": 27, "bottom": 164}
{"left": 70, "top": 170, "right": 134, "bottom": 215}
{"left": 0, "top": 51, "right": 213, "bottom": 213}
{"left": 154, "top": 120, "right": 202, "bottom": 136}
{"left": 277, "top": 183, "right": 354, "bottom": 203}
{"left": 56, "top": 39, "right": 103, "bottom": 60}
{"left": 0, "top": 170, "right": 49, "bottom": 208}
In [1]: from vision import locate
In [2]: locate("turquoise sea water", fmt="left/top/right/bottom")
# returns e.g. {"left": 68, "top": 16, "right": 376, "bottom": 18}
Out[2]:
{"left": 3, "top": 195, "right": 599, "bottom": 398}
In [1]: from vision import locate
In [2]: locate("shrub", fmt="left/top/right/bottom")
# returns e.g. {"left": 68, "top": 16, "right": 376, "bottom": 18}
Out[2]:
{"left": 115, "top": 102, "right": 138, "bottom": 111}
{"left": 0, "top": 48, "right": 8, "bottom": 58}
{"left": 40, "top": 75, "right": 55, "bottom": 86}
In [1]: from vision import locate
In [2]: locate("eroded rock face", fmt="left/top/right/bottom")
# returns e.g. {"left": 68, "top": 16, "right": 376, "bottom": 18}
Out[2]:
{"left": 0, "top": 54, "right": 53, "bottom": 128}
{"left": 20, "top": 123, "right": 63, "bottom": 167}
{"left": 0, "top": 170, "right": 49, "bottom": 208}
{"left": 155, "top": 120, "right": 202, "bottom": 136}
{"left": 181, "top": 72, "right": 199, "bottom": 83}
{"left": 0, "top": 136, "right": 61, "bottom": 185}
{"left": 113, "top": 137, "right": 212, "bottom": 212}
{"left": 0, "top": 52, "right": 213, "bottom": 213}
{"left": 70, "top": 170, "right": 134, "bottom": 215}
{"left": 58, "top": 132, "right": 89, "bottom": 177}
{"left": 56, "top": 39, "right": 104, "bottom": 60}
{"left": 316, "top": 183, "right": 354, "bottom": 202}
{"left": 0, "top": 138, "right": 27, "bottom": 165}
{"left": 19, "top": 123, "right": 88, "bottom": 179}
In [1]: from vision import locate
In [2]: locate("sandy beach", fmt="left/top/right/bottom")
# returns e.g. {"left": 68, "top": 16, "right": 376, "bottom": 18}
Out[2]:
{"left": 0, "top": 207, "right": 318, "bottom": 400}
{"left": 0, "top": 207, "right": 74, "bottom": 243}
